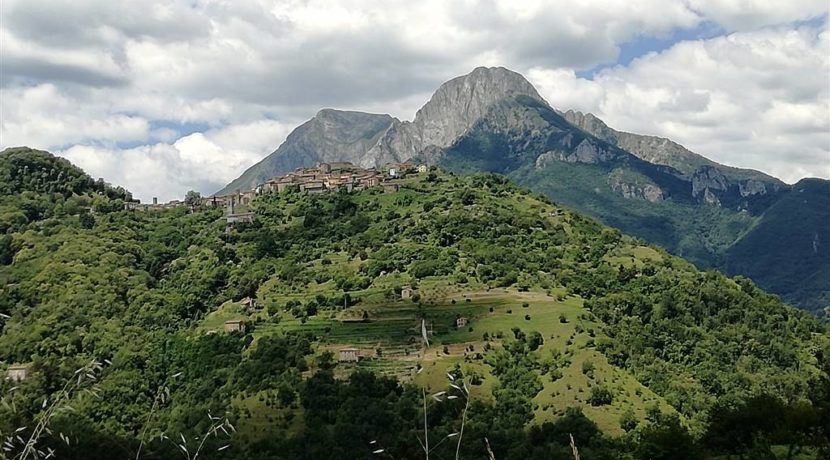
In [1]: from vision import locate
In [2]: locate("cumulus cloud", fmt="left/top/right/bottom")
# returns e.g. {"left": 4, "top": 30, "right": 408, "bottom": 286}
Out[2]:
{"left": 0, "top": 0, "right": 827, "bottom": 199}
{"left": 58, "top": 120, "right": 294, "bottom": 202}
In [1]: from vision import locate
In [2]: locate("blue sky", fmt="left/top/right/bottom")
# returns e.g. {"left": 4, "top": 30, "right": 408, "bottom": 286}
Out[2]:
{"left": 577, "top": 21, "right": 726, "bottom": 79}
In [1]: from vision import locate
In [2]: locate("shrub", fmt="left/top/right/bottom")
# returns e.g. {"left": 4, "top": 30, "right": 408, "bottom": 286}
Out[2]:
{"left": 581, "top": 360, "right": 595, "bottom": 378}
{"left": 589, "top": 386, "right": 613, "bottom": 406}
{"left": 620, "top": 408, "right": 638, "bottom": 431}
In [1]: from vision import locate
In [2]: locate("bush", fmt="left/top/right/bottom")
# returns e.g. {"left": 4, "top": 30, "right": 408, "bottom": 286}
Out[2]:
{"left": 620, "top": 408, "right": 638, "bottom": 431}
{"left": 581, "top": 360, "right": 595, "bottom": 378}
{"left": 589, "top": 386, "right": 613, "bottom": 406}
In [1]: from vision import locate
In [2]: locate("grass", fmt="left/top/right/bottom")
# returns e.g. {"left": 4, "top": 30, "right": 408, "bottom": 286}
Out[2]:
{"left": 201, "top": 282, "right": 677, "bottom": 435}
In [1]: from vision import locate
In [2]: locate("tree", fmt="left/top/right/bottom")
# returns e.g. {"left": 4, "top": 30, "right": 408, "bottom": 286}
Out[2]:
{"left": 636, "top": 415, "right": 700, "bottom": 460}
{"left": 184, "top": 190, "right": 202, "bottom": 207}
{"left": 588, "top": 386, "right": 612, "bottom": 406}
{"left": 527, "top": 331, "right": 544, "bottom": 351}
{"left": 79, "top": 212, "right": 95, "bottom": 229}
{"left": 0, "top": 235, "right": 15, "bottom": 265}
{"left": 619, "top": 407, "right": 637, "bottom": 431}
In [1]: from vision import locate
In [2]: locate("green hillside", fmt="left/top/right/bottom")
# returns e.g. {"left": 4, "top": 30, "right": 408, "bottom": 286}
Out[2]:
{"left": 1, "top": 148, "right": 828, "bottom": 459}
{"left": 438, "top": 98, "right": 753, "bottom": 268}
{"left": 436, "top": 96, "right": 826, "bottom": 312}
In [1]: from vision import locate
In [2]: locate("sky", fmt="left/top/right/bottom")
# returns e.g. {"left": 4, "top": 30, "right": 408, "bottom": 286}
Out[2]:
{"left": 1, "top": 0, "right": 828, "bottom": 202}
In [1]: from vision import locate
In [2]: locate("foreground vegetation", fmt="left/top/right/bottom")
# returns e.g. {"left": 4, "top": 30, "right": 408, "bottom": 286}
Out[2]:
{"left": 1, "top": 147, "right": 828, "bottom": 459}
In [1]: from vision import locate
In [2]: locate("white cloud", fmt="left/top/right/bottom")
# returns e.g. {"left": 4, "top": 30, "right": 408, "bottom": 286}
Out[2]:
{"left": 1, "top": 0, "right": 827, "bottom": 199}
{"left": 57, "top": 120, "right": 293, "bottom": 202}
{"left": 0, "top": 84, "right": 150, "bottom": 147}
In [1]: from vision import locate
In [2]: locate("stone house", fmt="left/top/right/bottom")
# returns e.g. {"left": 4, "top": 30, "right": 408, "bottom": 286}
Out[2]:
{"left": 339, "top": 348, "right": 359, "bottom": 362}
{"left": 400, "top": 286, "right": 413, "bottom": 299}
{"left": 226, "top": 212, "right": 255, "bottom": 225}
{"left": 7, "top": 364, "right": 31, "bottom": 382}
{"left": 417, "top": 164, "right": 428, "bottom": 173}
{"left": 224, "top": 320, "right": 246, "bottom": 333}
{"left": 300, "top": 182, "right": 326, "bottom": 193}
{"left": 456, "top": 317, "right": 468, "bottom": 328}
{"left": 240, "top": 297, "right": 257, "bottom": 310}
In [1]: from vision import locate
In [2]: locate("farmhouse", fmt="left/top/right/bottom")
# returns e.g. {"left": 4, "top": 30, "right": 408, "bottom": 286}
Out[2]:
{"left": 224, "top": 320, "right": 246, "bottom": 333}
{"left": 456, "top": 317, "right": 468, "bottom": 328}
{"left": 240, "top": 297, "right": 257, "bottom": 310}
{"left": 339, "top": 348, "right": 359, "bottom": 362}
{"left": 400, "top": 286, "right": 413, "bottom": 299}
{"left": 226, "top": 212, "right": 255, "bottom": 225}
{"left": 7, "top": 364, "right": 31, "bottom": 382}
{"left": 382, "top": 183, "right": 400, "bottom": 193}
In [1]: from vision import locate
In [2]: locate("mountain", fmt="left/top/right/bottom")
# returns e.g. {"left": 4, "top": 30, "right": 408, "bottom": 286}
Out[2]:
{"left": 222, "top": 67, "right": 829, "bottom": 313}
{"left": 217, "top": 67, "right": 542, "bottom": 195}
{"left": 724, "top": 178, "right": 830, "bottom": 309}
{"left": 221, "top": 110, "right": 398, "bottom": 194}
{"left": 560, "top": 110, "right": 782, "bottom": 184}
{"left": 2, "top": 149, "right": 828, "bottom": 459}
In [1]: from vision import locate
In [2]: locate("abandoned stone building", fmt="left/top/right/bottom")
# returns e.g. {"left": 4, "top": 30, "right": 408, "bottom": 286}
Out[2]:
{"left": 339, "top": 348, "right": 359, "bottom": 362}
{"left": 224, "top": 320, "right": 246, "bottom": 333}
{"left": 456, "top": 317, "right": 468, "bottom": 328}
{"left": 240, "top": 297, "right": 258, "bottom": 310}
{"left": 6, "top": 364, "right": 31, "bottom": 382}
{"left": 226, "top": 212, "right": 255, "bottom": 225}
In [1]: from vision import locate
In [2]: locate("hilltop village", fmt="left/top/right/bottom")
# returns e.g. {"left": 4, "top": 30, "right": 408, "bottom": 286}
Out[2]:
{"left": 124, "top": 161, "right": 427, "bottom": 215}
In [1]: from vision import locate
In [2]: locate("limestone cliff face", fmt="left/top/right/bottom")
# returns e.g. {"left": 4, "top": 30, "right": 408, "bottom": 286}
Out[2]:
{"left": 739, "top": 179, "right": 768, "bottom": 197}
{"left": 405, "top": 66, "right": 544, "bottom": 149}
{"left": 611, "top": 181, "right": 665, "bottom": 203}
{"left": 608, "top": 168, "right": 665, "bottom": 202}
{"left": 691, "top": 165, "right": 729, "bottom": 198}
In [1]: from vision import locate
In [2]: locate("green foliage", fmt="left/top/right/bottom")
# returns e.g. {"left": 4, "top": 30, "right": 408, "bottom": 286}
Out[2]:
{"left": 0, "top": 153, "right": 826, "bottom": 459}
{"left": 588, "top": 386, "right": 613, "bottom": 406}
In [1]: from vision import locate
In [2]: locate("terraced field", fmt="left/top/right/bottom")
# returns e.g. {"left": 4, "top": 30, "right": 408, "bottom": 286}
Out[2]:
{"left": 201, "top": 282, "right": 674, "bottom": 434}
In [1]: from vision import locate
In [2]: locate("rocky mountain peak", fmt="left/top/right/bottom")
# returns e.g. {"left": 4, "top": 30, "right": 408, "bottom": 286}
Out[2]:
{"left": 409, "top": 66, "right": 546, "bottom": 149}
{"left": 562, "top": 110, "right": 617, "bottom": 143}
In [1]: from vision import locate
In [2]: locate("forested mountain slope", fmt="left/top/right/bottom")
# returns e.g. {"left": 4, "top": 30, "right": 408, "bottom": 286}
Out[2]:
{"left": 1, "top": 148, "right": 828, "bottom": 459}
